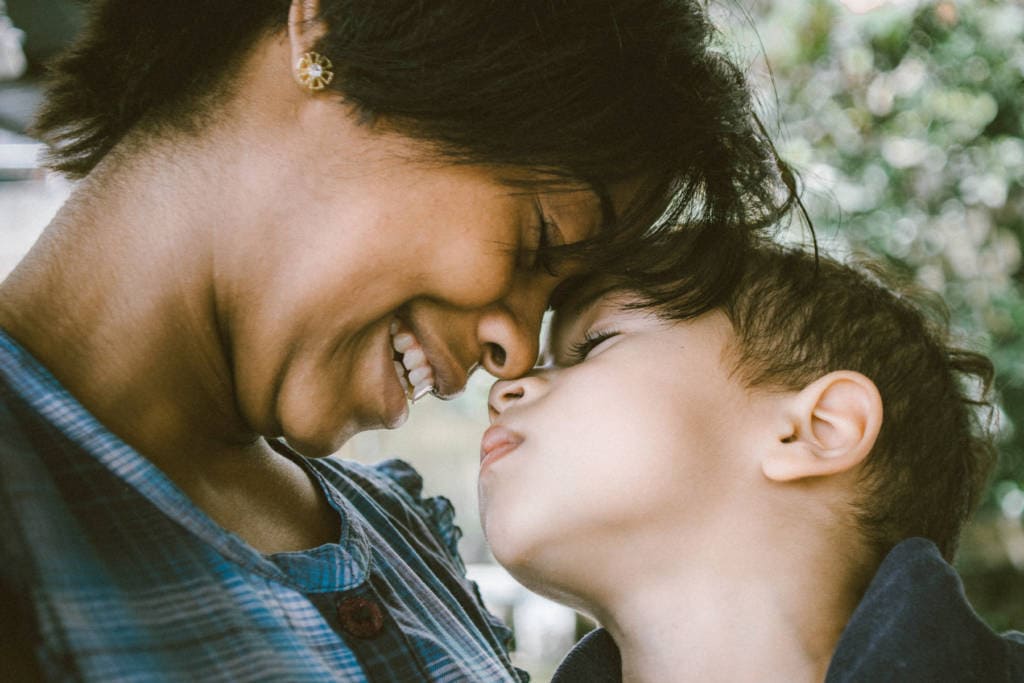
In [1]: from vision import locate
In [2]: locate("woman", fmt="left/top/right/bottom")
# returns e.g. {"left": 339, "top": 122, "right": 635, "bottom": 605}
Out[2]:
{"left": 0, "top": 0, "right": 791, "bottom": 680}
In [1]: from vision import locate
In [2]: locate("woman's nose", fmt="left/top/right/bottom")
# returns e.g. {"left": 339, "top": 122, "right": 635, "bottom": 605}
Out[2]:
{"left": 478, "top": 310, "right": 537, "bottom": 379}
{"left": 477, "top": 273, "right": 554, "bottom": 379}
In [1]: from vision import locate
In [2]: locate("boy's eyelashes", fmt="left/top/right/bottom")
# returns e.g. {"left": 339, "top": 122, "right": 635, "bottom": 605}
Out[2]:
{"left": 566, "top": 329, "right": 620, "bottom": 364}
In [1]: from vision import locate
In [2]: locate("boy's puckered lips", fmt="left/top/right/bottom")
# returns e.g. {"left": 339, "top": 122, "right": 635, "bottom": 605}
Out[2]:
{"left": 480, "top": 425, "right": 523, "bottom": 470}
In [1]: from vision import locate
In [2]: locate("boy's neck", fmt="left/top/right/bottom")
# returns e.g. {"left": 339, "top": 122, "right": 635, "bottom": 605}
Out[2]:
{"left": 589, "top": 524, "right": 867, "bottom": 683}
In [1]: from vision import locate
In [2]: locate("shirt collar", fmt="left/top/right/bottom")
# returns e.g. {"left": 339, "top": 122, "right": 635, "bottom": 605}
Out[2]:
{"left": 826, "top": 536, "right": 1021, "bottom": 682}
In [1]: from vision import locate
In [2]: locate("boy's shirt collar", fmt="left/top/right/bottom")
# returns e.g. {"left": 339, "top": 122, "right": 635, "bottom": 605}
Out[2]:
{"left": 825, "top": 536, "right": 1024, "bottom": 682}
{"left": 552, "top": 537, "right": 1024, "bottom": 683}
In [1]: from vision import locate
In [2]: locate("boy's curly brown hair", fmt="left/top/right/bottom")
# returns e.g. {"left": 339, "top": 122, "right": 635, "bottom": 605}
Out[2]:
{"left": 713, "top": 245, "right": 995, "bottom": 561}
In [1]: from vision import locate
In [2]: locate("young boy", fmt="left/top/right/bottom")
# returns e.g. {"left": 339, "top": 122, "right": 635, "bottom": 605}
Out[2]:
{"left": 479, "top": 243, "right": 1024, "bottom": 682}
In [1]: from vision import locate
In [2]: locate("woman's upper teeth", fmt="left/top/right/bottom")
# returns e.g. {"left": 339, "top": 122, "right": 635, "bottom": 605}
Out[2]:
{"left": 407, "top": 365, "right": 432, "bottom": 386}
{"left": 391, "top": 321, "right": 435, "bottom": 400}
{"left": 402, "top": 347, "right": 426, "bottom": 368}
{"left": 392, "top": 332, "right": 415, "bottom": 353}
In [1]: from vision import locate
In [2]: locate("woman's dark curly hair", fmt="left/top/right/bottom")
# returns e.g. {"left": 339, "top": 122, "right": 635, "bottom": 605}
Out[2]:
{"left": 33, "top": 0, "right": 799, "bottom": 311}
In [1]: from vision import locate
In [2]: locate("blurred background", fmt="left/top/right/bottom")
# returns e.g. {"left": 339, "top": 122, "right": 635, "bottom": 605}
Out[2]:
{"left": 726, "top": 0, "right": 1024, "bottom": 641}
{"left": 0, "top": 0, "right": 1020, "bottom": 680}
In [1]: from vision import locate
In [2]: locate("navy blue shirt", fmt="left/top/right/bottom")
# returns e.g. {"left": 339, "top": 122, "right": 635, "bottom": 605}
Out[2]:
{"left": 553, "top": 538, "right": 1024, "bottom": 682}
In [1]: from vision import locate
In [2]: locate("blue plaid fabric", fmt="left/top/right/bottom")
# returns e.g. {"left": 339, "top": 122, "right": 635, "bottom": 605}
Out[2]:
{"left": 0, "top": 330, "right": 526, "bottom": 682}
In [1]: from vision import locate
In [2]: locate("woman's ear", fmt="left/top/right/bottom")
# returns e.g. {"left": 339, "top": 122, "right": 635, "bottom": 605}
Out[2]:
{"left": 288, "top": 0, "right": 326, "bottom": 64}
{"left": 762, "top": 371, "right": 883, "bottom": 483}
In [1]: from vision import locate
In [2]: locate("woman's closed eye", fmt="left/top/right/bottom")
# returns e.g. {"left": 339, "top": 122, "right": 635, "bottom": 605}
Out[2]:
{"left": 528, "top": 199, "right": 567, "bottom": 273}
{"left": 566, "top": 329, "right": 619, "bottom": 364}
{"left": 531, "top": 216, "right": 555, "bottom": 270}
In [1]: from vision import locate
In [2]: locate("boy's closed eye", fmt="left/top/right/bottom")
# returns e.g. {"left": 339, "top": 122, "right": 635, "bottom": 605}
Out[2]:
{"left": 545, "top": 278, "right": 626, "bottom": 366}
{"left": 546, "top": 290, "right": 657, "bottom": 366}
{"left": 565, "top": 329, "right": 620, "bottom": 365}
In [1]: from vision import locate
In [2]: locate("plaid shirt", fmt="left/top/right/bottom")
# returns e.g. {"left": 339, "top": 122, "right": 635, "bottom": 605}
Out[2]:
{"left": 0, "top": 330, "right": 526, "bottom": 682}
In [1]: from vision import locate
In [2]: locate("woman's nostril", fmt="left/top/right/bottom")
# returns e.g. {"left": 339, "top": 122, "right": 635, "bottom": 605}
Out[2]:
{"left": 487, "top": 343, "right": 507, "bottom": 368}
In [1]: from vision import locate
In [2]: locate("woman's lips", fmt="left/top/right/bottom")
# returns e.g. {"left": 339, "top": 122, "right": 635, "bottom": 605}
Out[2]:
{"left": 480, "top": 425, "right": 524, "bottom": 470}
{"left": 381, "top": 325, "right": 411, "bottom": 429}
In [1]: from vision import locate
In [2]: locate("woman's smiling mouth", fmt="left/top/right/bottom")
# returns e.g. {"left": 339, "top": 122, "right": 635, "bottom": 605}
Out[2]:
{"left": 389, "top": 313, "right": 472, "bottom": 403}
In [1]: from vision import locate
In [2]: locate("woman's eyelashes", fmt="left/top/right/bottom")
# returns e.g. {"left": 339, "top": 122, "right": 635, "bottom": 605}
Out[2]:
{"left": 529, "top": 202, "right": 563, "bottom": 272}
{"left": 566, "top": 329, "right": 619, "bottom": 364}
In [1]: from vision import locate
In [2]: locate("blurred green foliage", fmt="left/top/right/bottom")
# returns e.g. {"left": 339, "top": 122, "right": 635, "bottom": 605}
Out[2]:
{"left": 721, "top": 0, "right": 1023, "bottom": 627}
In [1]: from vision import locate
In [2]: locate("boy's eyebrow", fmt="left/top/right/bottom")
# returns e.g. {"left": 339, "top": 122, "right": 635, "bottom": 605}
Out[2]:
{"left": 547, "top": 288, "right": 615, "bottom": 362}
{"left": 548, "top": 276, "right": 586, "bottom": 312}
{"left": 549, "top": 275, "right": 621, "bottom": 318}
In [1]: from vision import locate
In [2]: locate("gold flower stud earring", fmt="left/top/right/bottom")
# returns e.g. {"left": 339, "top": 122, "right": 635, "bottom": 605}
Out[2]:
{"left": 296, "top": 52, "right": 334, "bottom": 91}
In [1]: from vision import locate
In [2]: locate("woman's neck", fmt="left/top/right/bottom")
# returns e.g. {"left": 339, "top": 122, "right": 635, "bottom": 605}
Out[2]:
{"left": 0, "top": 135, "right": 340, "bottom": 553}
{"left": 0, "top": 141, "right": 244, "bottom": 456}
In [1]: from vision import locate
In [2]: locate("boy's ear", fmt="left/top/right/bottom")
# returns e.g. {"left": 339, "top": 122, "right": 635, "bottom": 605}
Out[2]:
{"left": 762, "top": 371, "right": 883, "bottom": 483}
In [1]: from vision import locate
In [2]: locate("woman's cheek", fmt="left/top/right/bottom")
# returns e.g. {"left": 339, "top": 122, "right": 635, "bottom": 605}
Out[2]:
{"left": 431, "top": 248, "right": 518, "bottom": 309}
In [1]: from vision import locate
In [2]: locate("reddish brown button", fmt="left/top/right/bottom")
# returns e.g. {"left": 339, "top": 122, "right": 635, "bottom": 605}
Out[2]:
{"left": 336, "top": 596, "right": 385, "bottom": 639}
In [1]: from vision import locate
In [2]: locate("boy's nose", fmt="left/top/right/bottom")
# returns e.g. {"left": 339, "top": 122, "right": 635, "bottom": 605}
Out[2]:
{"left": 487, "top": 374, "right": 546, "bottom": 422}
{"left": 488, "top": 380, "right": 523, "bottom": 421}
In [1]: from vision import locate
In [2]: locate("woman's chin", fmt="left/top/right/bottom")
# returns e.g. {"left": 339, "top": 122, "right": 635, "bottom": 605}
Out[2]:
{"left": 278, "top": 412, "right": 362, "bottom": 458}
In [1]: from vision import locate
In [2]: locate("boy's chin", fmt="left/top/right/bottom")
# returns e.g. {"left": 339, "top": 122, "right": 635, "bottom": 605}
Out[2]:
{"left": 499, "top": 555, "right": 595, "bottom": 615}
{"left": 483, "top": 519, "right": 543, "bottom": 577}
{"left": 484, "top": 519, "right": 594, "bottom": 610}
